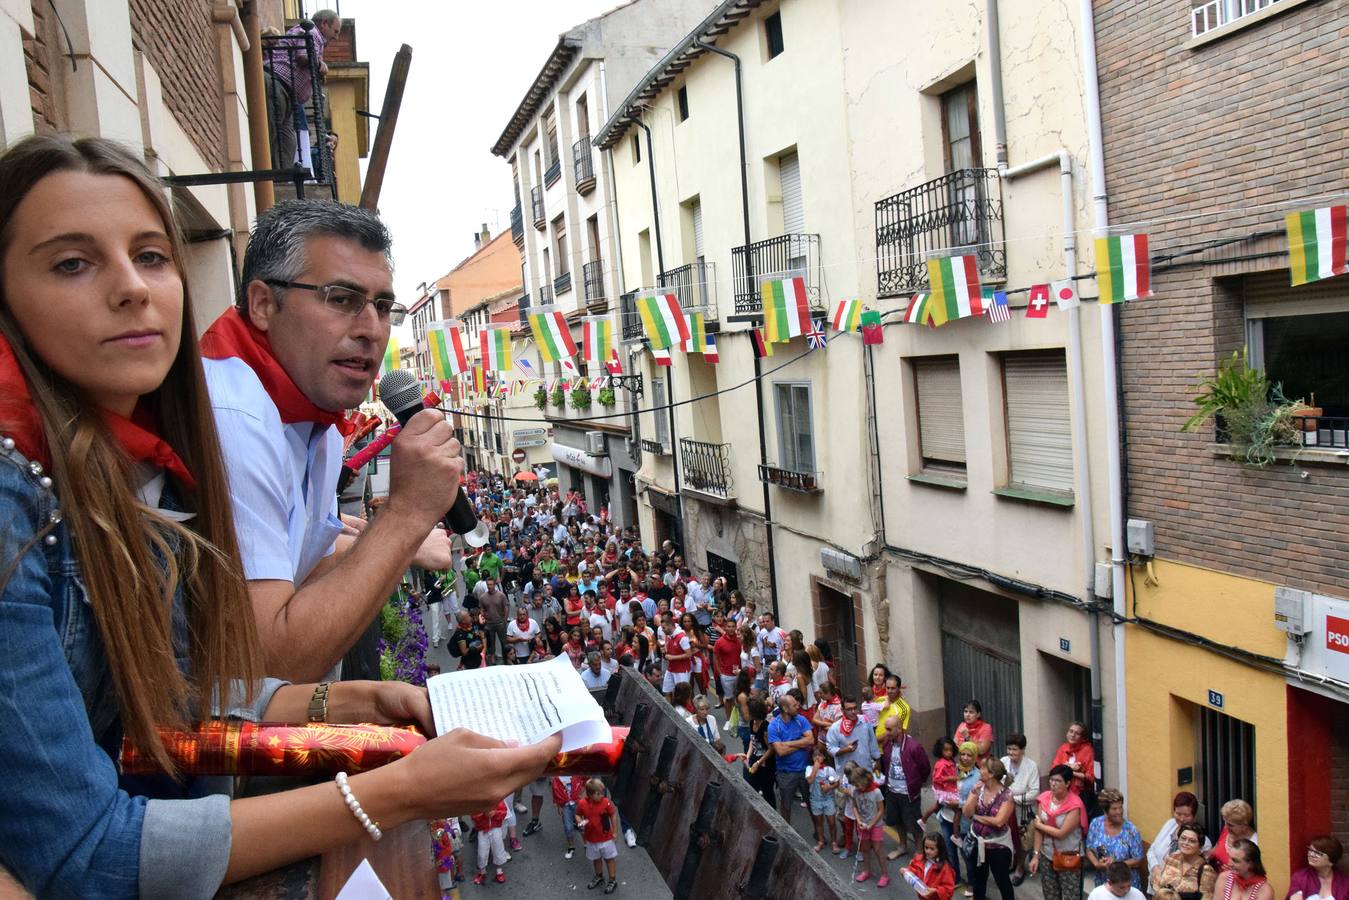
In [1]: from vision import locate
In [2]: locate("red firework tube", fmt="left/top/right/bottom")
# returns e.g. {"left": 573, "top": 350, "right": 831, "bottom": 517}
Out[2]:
{"left": 121, "top": 723, "right": 629, "bottom": 777}
{"left": 343, "top": 425, "right": 399, "bottom": 471}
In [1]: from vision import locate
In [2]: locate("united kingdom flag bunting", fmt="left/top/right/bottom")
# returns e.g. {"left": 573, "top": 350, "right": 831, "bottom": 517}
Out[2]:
{"left": 806, "top": 318, "right": 828, "bottom": 350}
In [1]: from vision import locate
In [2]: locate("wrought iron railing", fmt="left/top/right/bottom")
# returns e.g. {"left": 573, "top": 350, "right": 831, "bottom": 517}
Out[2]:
{"left": 875, "top": 167, "right": 1006, "bottom": 298}
{"left": 510, "top": 202, "right": 523, "bottom": 243}
{"left": 619, "top": 291, "right": 644, "bottom": 342}
{"left": 260, "top": 25, "right": 336, "bottom": 199}
{"left": 1292, "top": 415, "right": 1349, "bottom": 449}
{"left": 658, "top": 261, "right": 718, "bottom": 319}
{"left": 531, "top": 186, "right": 545, "bottom": 225}
{"left": 518, "top": 294, "right": 530, "bottom": 326}
{"left": 730, "top": 234, "right": 821, "bottom": 316}
{"left": 1192, "top": 0, "right": 1282, "bottom": 37}
{"left": 680, "top": 439, "right": 733, "bottom": 499}
{"left": 544, "top": 156, "right": 562, "bottom": 188}
{"left": 757, "top": 463, "right": 822, "bottom": 493}
{"left": 641, "top": 438, "right": 668, "bottom": 455}
{"left": 554, "top": 271, "right": 572, "bottom": 295}
{"left": 573, "top": 138, "right": 595, "bottom": 191}
{"left": 583, "top": 260, "right": 605, "bottom": 304}
{"left": 539, "top": 284, "right": 554, "bottom": 306}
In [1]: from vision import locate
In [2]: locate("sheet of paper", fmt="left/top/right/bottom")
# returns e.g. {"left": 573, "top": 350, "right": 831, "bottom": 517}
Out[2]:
{"left": 334, "top": 859, "right": 392, "bottom": 900}
{"left": 428, "top": 653, "right": 609, "bottom": 752}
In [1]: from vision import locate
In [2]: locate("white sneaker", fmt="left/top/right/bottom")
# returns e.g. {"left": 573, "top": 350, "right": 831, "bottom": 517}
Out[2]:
{"left": 514, "top": 802, "right": 528, "bottom": 814}
{"left": 565, "top": 848, "right": 575, "bottom": 860}
{"left": 624, "top": 828, "right": 637, "bottom": 847}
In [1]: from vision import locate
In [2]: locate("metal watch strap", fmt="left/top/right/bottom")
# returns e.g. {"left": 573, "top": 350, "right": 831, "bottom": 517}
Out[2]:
{"left": 308, "top": 681, "right": 331, "bottom": 723}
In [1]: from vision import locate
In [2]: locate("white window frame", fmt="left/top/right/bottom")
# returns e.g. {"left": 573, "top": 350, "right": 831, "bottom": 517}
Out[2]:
{"left": 774, "top": 381, "right": 815, "bottom": 473}
{"left": 1191, "top": 0, "right": 1284, "bottom": 38}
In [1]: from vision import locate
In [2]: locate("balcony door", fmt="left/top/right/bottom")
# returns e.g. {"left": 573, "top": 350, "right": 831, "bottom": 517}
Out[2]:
{"left": 941, "top": 82, "right": 985, "bottom": 250}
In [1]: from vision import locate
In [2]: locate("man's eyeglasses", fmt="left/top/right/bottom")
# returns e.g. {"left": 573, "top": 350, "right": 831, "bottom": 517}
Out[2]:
{"left": 266, "top": 279, "right": 407, "bottom": 325}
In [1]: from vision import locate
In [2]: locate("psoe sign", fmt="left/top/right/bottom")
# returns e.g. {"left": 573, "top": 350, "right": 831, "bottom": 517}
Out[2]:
{"left": 1327, "top": 614, "right": 1349, "bottom": 655}
{"left": 1300, "top": 592, "right": 1349, "bottom": 684}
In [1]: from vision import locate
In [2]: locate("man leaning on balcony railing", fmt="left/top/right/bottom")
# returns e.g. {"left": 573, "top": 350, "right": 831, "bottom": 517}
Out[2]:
{"left": 264, "top": 10, "right": 341, "bottom": 171}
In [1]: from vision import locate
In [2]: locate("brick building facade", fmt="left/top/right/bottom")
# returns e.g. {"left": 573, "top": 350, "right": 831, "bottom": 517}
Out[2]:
{"left": 128, "top": 0, "right": 225, "bottom": 168}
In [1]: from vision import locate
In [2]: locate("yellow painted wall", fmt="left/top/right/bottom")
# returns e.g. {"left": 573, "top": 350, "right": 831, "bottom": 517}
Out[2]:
{"left": 1126, "top": 558, "right": 1289, "bottom": 885}
{"left": 324, "top": 65, "right": 369, "bottom": 206}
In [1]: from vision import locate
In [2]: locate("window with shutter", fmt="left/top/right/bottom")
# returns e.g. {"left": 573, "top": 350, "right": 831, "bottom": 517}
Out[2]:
{"left": 775, "top": 382, "right": 815, "bottom": 473}
{"left": 692, "top": 199, "right": 705, "bottom": 263}
{"left": 779, "top": 152, "right": 803, "bottom": 235}
{"left": 1003, "top": 352, "right": 1073, "bottom": 495}
{"left": 913, "top": 356, "right": 966, "bottom": 470}
{"left": 652, "top": 377, "right": 670, "bottom": 448}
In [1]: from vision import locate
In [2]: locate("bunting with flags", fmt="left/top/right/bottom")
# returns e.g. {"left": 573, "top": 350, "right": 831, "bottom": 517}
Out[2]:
{"left": 751, "top": 327, "right": 774, "bottom": 358}
{"left": 831, "top": 298, "right": 863, "bottom": 333}
{"left": 680, "top": 312, "right": 707, "bottom": 353}
{"left": 1285, "top": 206, "right": 1348, "bottom": 286}
{"left": 702, "top": 333, "right": 719, "bottom": 363}
{"left": 1095, "top": 234, "right": 1152, "bottom": 303}
{"left": 761, "top": 276, "right": 810, "bottom": 342}
{"left": 606, "top": 348, "right": 623, "bottom": 374}
{"left": 637, "top": 293, "right": 689, "bottom": 350}
{"left": 528, "top": 310, "right": 579, "bottom": 363}
{"left": 427, "top": 323, "right": 469, "bottom": 379}
{"left": 381, "top": 336, "right": 400, "bottom": 374}
{"left": 582, "top": 317, "right": 613, "bottom": 368}
{"left": 650, "top": 345, "right": 672, "bottom": 367}
{"left": 471, "top": 364, "right": 486, "bottom": 396}
{"left": 479, "top": 327, "right": 512, "bottom": 371}
{"left": 903, "top": 293, "right": 931, "bottom": 325}
{"left": 805, "top": 319, "right": 828, "bottom": 350}
{"left": 926, "top": 254, "right": 984, "bottom": 322}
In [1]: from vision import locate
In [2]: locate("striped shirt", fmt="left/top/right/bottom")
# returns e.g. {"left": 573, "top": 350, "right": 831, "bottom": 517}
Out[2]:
{"left": 266, "top": 24, "right": 326, "bottom": 105}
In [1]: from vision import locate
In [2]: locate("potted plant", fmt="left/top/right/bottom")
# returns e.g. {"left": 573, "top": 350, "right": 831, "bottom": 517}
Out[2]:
{"left": 1182, "top": 349, "right": 1306, "bottom": 466}
{"left": 549, "top": 384, "right": 566, "bottom": 407}
{"left": 597, "top": 386, "right": 617, "bottom": 408}
{"left": 533, "top": 387, "right": 547, "bottom": 410}
{"left": 570, "top": 384, "right": 592, "bottom": 410}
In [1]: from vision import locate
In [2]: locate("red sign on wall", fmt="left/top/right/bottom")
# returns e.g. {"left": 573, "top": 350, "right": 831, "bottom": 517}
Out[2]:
{"left": 1327, "top": 614, "right": 1349, "bottom": 655}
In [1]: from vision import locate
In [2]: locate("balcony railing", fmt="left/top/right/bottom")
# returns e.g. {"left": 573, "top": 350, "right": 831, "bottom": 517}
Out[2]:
{"left": 757, "top": 463, "right": 822, "bottom": 493}
{"left": 260, "top": 26, "right": 336, "bottom": 199}
{"left": 658, "top": 261, "right": 718, "bottom": 320}
{"left": 510, "top": 202, "right": 524, "bottom": 244}
{"left": 619, "top": 291, "right": 644, "bottom": 342}
{"left": 531, "top": 186, "right": 545, "bottom": 228}
{"left": 680, "top": 439, "right": 733, "bottom": 499}
{"left": 583, "top": 260, "right": 606, "bottom": 305}
{"left": 730, "top": 234, "right": 822, "bottom": 317}
{"left": 573, "top": 138, "right": 595, "bottom": 194}
{"left": 875, "top": 167, "right": 1006, "bottom": 298}
{"left": 1293, "top": 415, "right": 1349, "bottom": 449}
{"left": 538, "top": 283, "right": 554, "bottom": 306}
{"left": 554, "top": 271, "right": 572, "bottom": 295}
{"left": 544, "top": 156, "right": 562, "bottom": 188}
{"left": 518, "top": 293, "right": 530, "bottom": 326}
{"left": 1192, "top": 0, "right": 1283, "bottom": 37}
{"left": 641, "top": 438, "right": 668, "bottom": 455}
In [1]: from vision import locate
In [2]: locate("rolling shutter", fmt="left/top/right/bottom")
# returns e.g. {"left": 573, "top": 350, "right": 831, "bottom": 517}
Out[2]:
{"left": 914, "top": 357, "right": 966, "bottom": 464}
{"left": 779, "top": 152, "right": 803, "bottom": 234}
{"left": 1004, "top": 353, "right": 1073, "bottom": 493}
{"left": 1244, "top": 269, "right": 1348, "bottom": 318}
{"left": 692, "top": 199, "right": 705, "bottom": 262}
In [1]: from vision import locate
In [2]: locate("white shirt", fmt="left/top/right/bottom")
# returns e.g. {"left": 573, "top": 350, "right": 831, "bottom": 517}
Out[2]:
{"left": 506, "top": 618, "right": 540, "bottom": 660}
{"left": 205, "top": 357, "right": 343, "bottom": 586}
{"left": 1087, "top": 887, "right": 1144, "bottom": 900}
{"left": 588, "top": 611, "right": 612, "bottom": 643}
{"left": 581, "top": 666, "right": 611, "bottom": 690}
{"left": 757, "top": 627, "right": 787, "bottom": 665}
{"left": 1000, "top": 754, "right": 1041, "bottom": 806}
{"left": 690, "top": 715, "right": 718, "bottom": 745}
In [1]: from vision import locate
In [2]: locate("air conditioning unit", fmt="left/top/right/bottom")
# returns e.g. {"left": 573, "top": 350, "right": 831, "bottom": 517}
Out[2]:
{"left": 586, "top": 431, "right": 607, "bottom": 455}
{"left": 821, "top": 547, "right": 863, "bottom": 581}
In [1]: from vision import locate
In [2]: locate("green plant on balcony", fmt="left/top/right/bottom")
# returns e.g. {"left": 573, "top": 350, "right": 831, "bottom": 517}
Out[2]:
{"left": 1182, "top": 349, "right": 1305, "bottom": 467}
{"left": 570, "top": 385, "right": 592, "bottom": 410}
{"left": 550, "top": 385, "right": 566, "bottom": 407}
{"left": 597, "top": 386, "right": 616, "bottom": 408}
{"left": 533, "top": 387, "right": 547, "bottom": 410}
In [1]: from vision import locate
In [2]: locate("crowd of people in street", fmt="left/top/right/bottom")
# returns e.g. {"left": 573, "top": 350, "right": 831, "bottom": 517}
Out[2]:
{"left": 420, "top": 472, "right": 1348, "bottom": 899}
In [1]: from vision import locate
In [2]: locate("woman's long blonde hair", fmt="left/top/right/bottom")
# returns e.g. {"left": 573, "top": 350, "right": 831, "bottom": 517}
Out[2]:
{"left": 0, "top": 134, "right": 262, "bottom": 775}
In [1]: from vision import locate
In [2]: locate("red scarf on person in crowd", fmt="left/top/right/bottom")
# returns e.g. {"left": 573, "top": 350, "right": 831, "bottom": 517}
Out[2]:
{"left": 839, "top": 714, "right": 857, "bottom": 737}
{"left": 0, "top": 333, "right": 197, "bottom": 492}
{"left": 199, "top": 307, "right": 355, "bottom": 435}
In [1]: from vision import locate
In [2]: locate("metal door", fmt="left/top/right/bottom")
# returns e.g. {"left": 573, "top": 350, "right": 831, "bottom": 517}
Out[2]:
{"left": 706, "top": 552, "right": 739, "bottom": 592}
{"left": 940, "top": 632, "right": 1023, "bottom": 745}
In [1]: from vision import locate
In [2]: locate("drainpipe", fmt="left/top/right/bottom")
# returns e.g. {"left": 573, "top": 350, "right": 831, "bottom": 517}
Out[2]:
{"left": 1001, "top": 150, "right": 1106, "bottom": 795}
{"left": 984, "top": 0, "right": 1009, "bottom": 169}
{"left": 1079, "top": 0, "right": 1129, "bottom": 801}
{"left": 632, "top": 116, "right": 681, "bottom": 540}
{"left": 692, "top": 37, "right": 780, "bottom": 619}
{"left": 240, "top": 1, "right": 274, "bottom": 212}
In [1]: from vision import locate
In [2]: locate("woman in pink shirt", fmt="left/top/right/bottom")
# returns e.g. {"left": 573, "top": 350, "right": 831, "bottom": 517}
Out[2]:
{"left": 954, "top": 699, "right": 994, "bottom": 762}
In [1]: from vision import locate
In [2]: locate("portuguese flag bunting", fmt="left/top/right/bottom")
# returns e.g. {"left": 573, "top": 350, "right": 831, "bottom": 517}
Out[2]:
{"left": 528, "top": 310, "right": 578, "bottom": 363}
{"left": 479, "top": 328, "right": 512, "bottom": 372}
{"left": 925, "top": 254, "right": 984, "bottom": 322}
{"left": 637, "top": 293, "right": 689, "bottom": 350}
{"left": 1095, "top": 234, "right": 1152, "bottom": 303}
{"left": 761, "top": 276, "right": 810, "bottom": 342}
{"left": 831, "top": 298, "right": 863, "bottom": 332}
{"left": 1286, "top": 206, "right": 1348, "bottom": 286}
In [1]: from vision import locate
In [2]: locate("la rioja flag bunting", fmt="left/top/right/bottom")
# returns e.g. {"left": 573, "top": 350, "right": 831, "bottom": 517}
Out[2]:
{"left": 381, "top": 336, "right": 400, "bottom": 374}
{"left": 1285, "top": 205, "right": 1348, "bottom": 286}
{"left": 1095, "top": 233, "right": 1152, "bottom": 303}
{"left": 762, "top": 277, "right": 811, "bottom": 342}
{"left": 831, "top": 298, "right": 863, "bottom": 333}
{"left": 637, "top": 293, "right": 689, "bottom": 350}
{"left": 528, "top": 311, "right": 579, "bottom": 363}
{"left": 926, "top": 254, "right": 984, "bottom": 324}
{"left": 427, "top": 323, "right": 469, "bottom": 378}
{"left": 1026, "top": 284, "right": 1051, "bottom": 318}
{"left": 582, "top": 317, "right": 613, "bottom": 368}
{"left": 480, "top": 328, "right": 512, "bottom": 371}
{"left": 903, "top": 293, "right": 930, "bottom": 324}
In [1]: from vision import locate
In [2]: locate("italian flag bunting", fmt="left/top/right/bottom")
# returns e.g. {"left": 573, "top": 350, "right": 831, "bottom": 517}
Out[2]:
{"left": 831, "top": 298, "right": 863, "bottom": 332}
{"left": 1095, "top": 234, "right": 1152, "bottom": 303}
{"left": 761, "top": 277, "right": 810, "bottom": 342}
{"left": 381, "top": 336, "right": 400, "bottom": 374}
{"left": 528, "top": 311, "right": 578, "bottom": 363}
{"left": 479, "top": 328, "right": 512, "bottom": 371}
{"left": 427, "top": 323, "right": 469, "bottom": 379}
{"left": 1285, "top": 206, "right": 1348, "bottom": 286}
{"left": 637, "top": 293, "right": 689, "bottom": 350}
{"left": 926, "top": 254, "right": 984, "bottom": 323}
{"left": 583, "top": 317, "right": 613, "bottom": 368}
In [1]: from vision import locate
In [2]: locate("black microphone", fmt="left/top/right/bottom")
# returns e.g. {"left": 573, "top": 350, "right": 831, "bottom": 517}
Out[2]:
{"left": 377, "top": 369, "right": 490, "bottom": 548}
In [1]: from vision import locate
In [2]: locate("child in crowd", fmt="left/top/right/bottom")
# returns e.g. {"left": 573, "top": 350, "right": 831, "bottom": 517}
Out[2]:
{"left": 850, "top": 766, "right": 888, "bottom": 886}
{"left": 904, "top": 832, "right": 957, "bottom": 900}
{"left": 575, "top": 778, "right": 620, "bottom": 894}
{"left": 470, "top": 799, "right": 509, "bottom": 885}
{"left": 552, "top": 775, "right": 586, "bottom": 860}
{"left": 838, "top": 760, "right": 861, "bottom": 860}
{"left": 921, "top": 737, "right": 962, "bottom": 831}
{"left": 806, "top": 746, "right": 841, "bottom": 853}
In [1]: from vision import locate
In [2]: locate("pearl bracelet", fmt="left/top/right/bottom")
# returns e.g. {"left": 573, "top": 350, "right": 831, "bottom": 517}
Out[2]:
{"left": 335, "top": 771, "right": 383, "bottom": 841}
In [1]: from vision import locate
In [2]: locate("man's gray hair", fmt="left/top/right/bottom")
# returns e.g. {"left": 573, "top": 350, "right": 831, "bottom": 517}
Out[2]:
{"left": 311, "top": 9, "right": 340, "bottom": 25}
{"left": 586, "top": 651, "right": 601, "bottom": 666}
{"left": 238, "top": 199, "right": 392, "bottom": 308}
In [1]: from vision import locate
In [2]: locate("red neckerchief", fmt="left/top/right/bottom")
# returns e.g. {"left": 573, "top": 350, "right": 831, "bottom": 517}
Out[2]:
{"left": 199, "top": 307, "right": 355, "bottom": 435}
{"left": 0, "top": 333, "right": 196, "bottom": 492}
{"left": 839, "top": 715, "right": 857, "bottom": 737}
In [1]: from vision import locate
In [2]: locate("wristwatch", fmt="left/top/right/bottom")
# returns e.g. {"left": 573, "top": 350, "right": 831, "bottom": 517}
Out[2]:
{"left": 308, "top": 681, "right": 331, "bottom": 723}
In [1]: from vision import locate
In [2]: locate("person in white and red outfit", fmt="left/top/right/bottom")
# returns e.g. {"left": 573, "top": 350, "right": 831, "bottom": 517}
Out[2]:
{"left": 712, "top": 622, "right": 743, "bottom": 728}
{"left": 470, "top": 799, "right": 509, "bottom": 885}
{"left": 550, "top": 775, "right": 586, "bottom": 860}
{"left": 660, "top": 616, "right": 693, "bottom": 699}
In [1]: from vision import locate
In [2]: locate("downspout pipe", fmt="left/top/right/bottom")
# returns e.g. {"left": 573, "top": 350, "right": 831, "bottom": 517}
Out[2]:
{"left": 999, "top": 151, "right": 1105, "bottom": 791}
{"left": 240, "top": 2, "right": 274, "bottom": 213}
{"left": 1079, "top": 0, "right": 1129, "bottom": 801}
{"left": 692, "top": 37, "right": 780, "bottom": 620}
{"left": 985, "top": 0, "right": 1009, "bottom": 170}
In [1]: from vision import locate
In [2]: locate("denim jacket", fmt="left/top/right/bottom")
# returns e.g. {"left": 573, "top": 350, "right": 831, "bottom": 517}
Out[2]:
{"left": 0, "top": 436, "right": 284, "bottom": 898}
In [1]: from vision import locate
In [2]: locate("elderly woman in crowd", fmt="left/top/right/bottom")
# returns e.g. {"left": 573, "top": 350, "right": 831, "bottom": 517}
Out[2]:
{"left": 1000, "top": 733, "right": 1040, "bottom": 885}
{"left": 1209, "top": 799, "right": 1259, "bottom": 870}
{"left": 1151, "top": 823, "right": 1217, "bottom": 900}
{"left": 1029, "top": 764, "right": 1087, "bottom": 900}
{"left": 1287, "top": 836, "right": 1349, "bottom": 900}
{"left": 1085, "top": 788, "right": 1145, "bottom": 889}
{"left": 1148, "top": 792, "right": 1213, "bottom": 873}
